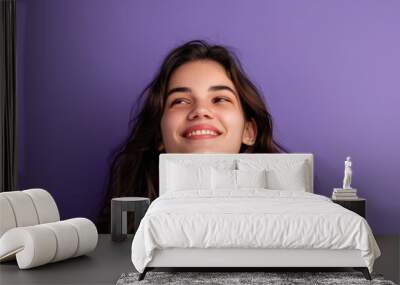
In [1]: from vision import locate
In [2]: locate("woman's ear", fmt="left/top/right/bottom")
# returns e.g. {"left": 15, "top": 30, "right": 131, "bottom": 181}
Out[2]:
{"left": 242, "top": 119, "right": 257, "bottom": 146}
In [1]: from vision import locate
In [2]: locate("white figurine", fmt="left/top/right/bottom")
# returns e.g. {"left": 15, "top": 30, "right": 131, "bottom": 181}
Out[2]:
{"left": 342, "top": 156, "right": 352, "bottom": 189}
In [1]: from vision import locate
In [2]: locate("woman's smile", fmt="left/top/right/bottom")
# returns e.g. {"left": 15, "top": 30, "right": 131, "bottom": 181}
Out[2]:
{"left": 182, "top": 124, "right": 222, "bottom": 140}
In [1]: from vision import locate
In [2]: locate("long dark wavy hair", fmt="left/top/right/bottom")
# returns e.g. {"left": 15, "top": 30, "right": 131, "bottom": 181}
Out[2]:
{"left": 96, "top": 40, "right": 285, "bottom": 232}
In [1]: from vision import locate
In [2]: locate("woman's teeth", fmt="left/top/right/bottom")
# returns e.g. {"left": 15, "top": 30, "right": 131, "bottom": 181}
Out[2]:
{"left": 187, "top": 130, "right": 218, "bottom": 137}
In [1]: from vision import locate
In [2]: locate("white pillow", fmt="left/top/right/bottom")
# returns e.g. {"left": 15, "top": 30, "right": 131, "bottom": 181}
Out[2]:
{"left": 237, "top": 159, "right": 309, "bottom": 191}
{"left": 167, "top": 162, "right": 212, "bottom": 191}
{"left": 266, "top": 162, "right": 307, "bottom": 191}
{"left": 211, "top": 168, "right": 268, "bottom": 190}
{"left": 237, "top": 169, "right": 267, "bottom": 188}
{"left": 212, "top": 168, "right": 236, "bottom": 190}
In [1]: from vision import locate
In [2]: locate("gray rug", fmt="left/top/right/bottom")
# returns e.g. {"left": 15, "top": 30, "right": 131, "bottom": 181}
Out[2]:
{"left": 116, "top": 271, "right": 396, "bottom": 285}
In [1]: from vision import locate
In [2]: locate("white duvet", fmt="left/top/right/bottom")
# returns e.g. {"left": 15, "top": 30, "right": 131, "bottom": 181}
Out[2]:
{"left": 131, "top": 189, "right": 380, "bottom": 273}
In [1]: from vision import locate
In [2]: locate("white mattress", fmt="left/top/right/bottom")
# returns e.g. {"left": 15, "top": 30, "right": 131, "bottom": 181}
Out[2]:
{"left": 131, "top": 189, "right": 381, "bottom": 273}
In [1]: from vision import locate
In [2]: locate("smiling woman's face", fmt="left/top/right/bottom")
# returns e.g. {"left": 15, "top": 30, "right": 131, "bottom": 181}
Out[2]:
{"left": 160, "top": 60, "right": 256, "bottom": 153}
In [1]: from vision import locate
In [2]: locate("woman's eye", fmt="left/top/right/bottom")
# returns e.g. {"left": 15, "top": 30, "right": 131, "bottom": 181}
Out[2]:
{"left": 170, "top": 98, "right": 190, "bottom": 106}
{"left": 213, "top": 97, "right": 231, "bottom": 103}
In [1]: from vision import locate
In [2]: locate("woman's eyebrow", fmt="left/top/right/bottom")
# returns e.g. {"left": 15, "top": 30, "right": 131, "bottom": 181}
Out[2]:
{"left": 166, "top": 85, "right": 238, "bottom": 97}
{"left": 209, "top": 85, "right": 238, "bottom": 97}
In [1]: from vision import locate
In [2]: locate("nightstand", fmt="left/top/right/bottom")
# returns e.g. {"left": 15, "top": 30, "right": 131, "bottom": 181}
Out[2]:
{"left": 332, "top": 198, "right": 366, "bottom": 218}
{"left": 111, "top": 197, "right": 150, "bottom": 241}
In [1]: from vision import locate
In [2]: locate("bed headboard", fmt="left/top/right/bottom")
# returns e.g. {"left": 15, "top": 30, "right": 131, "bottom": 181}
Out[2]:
{"left": 159, "top": 153, "right": 314, "bottom": 195}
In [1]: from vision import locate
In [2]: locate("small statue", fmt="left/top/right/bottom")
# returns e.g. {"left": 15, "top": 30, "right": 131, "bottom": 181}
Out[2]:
{"left": 342, "top": 156, "right": 352, "bottom": 189}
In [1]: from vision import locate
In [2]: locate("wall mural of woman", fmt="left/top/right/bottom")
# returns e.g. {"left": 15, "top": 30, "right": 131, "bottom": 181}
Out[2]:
{"left": 96, "top": 40, "right": 285, "bottom": 232}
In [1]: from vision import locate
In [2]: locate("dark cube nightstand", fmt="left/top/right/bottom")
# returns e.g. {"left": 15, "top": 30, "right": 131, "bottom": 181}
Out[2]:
{"left": 332, "top": 198, "right": 366, "bottom": 218}
{"left": 111, "top": 197, "right": 150, "bottom": 242}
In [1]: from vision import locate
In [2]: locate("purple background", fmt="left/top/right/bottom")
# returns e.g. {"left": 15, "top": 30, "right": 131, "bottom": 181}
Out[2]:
{"left": 16, "top": 0, "right": 400, "bottom": 234}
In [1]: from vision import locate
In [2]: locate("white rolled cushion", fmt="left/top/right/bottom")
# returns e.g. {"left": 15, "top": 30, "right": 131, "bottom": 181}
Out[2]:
{"left": 64, "top": 218, "right": 98, "bottom": 257}
{"left": 0, "top": 196, "right": 17, "bottom": 237}
{"left": 0, "top": 226, "right": 57, "bottom": 269}
{"left": 23, "top": 189, "right": 60, "bottom": 223}
{"left": 0, "top": 218, "right": 98, "bottom": 269}
{"left": 236, "top": 169, "right": 267, "bottom": 188}
{"left": 42, "top": 221, "right": 79, "bottom": 262}
{"left": 0, "top": 191, "right": 39, "bottom": 227}
{"left": 212, "top": 168, "right": 236, "bottom": 190}
{"left": 167, "top": 162, "right": 212, "bottom": 191}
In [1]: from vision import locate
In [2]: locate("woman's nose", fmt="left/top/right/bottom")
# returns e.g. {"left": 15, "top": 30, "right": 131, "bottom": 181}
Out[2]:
{"left": 187, "top": 103, "right": 213, "bottom": 120}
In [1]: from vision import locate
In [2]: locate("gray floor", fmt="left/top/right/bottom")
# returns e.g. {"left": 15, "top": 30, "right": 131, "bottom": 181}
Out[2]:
{"left": 374, "top": 235, "right": 400, "bottom": 284}
{"left": 0, "top": 234, "right": 399, "bottom": 285}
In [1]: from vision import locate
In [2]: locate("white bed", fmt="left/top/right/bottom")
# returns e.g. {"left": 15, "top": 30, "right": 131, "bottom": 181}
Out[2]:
{"left": 131, "top": 154, "right": 380, "bottom": 280}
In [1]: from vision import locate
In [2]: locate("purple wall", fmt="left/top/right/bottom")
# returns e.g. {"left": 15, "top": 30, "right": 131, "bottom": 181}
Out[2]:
{"left": 16, "top": 0, "right": 400, "bottom": 234}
